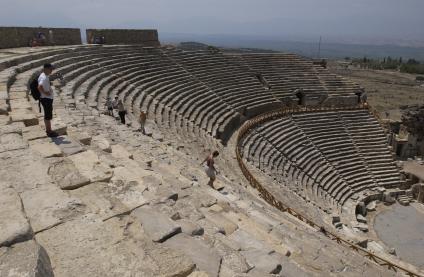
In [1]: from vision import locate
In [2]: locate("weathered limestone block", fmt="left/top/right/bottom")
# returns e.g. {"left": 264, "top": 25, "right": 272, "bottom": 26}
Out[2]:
{"left": 9, "top": 111, "right": 39, "bottom": 126}
{"left": 22, "top": 125, "right": 47, "bottom": 141}
{"left": 188, "top": 271, "right": 209, "bottom": 277}
{"left": 0, "top": 115, "right": 11, "bottom": 125}
{"left": 29, "top": 138, "right": 63, "bottom": 158}
{"left": 0, "top": 240, "right": 54, "bottom": 277}
{"left": 50, "top": 135, "right": 84, "bottom": 156}
{"left": 112, "top": 162, "right": 152, "bottom": 184}
{"left": 107, "top": 180, "right": 149, "bottom": 210}
{"left": 9, "top": 99, "right": 32, "bottom": 111}
{"left": 164, "top": 233, "right": 222, "bottom": 277}
{"left": 132, "top": 206, "right": 181, "bottom": 242}
{"left": 21, "top": 183, "right": 84, "bottom": 233}
{"left": 221, "top": 252, "right": 252, "bottom": 274}
{"left": 0, "top": 90, "right": 8, "bottom": 100}
{"left": 177, "top": 219, "right": 204, "bottom": 236}
{"left": 50, "top": 119, "right": 67, "bottom": 136}
{"left": 366, "top": 201, "right": 377, "bottom": 211}
{"left": 0, "top": 188, "right": 32, "bottom": 247}
{"left": 0, "top": 99, "right": 8, "bottom": 115}
{"left": 35, "top": 216, "right": 175, "bottom": 277}
{"left": 67, "top": 129, "right": 91, "bottom": 145}
{"left": 8, "top": 90, "right": 27, "bottom": 100}
{"left": 147, "top": 244, "right": 196, "bottom": 277}
{"left": 92, "top": 135, "right": 112, "bottom": 152}
{"left": 68, "top": 150, "right": 113, "bottom": 183}
{"left": 241, "top": 249, "right": 282, "bottom": 275}
{"left": 48, "top": 158, "right": 90, "bottom": 190}
{"left": 69, "top": 182, "right": 125, "bottom": 220}
{"left": 111, "top": 144, "right": 133, "bottom": 159}
{"left": 0, "top": 133, "right": 28, "bottom": 153}
{"left": 356, "top": 214, "right": 367, "bottom": 224}
{"left": 0, "top": 122, "right": 24, "bottom": 136}
{"left": 201, "top": 210, "right": 238, "bottom": 235}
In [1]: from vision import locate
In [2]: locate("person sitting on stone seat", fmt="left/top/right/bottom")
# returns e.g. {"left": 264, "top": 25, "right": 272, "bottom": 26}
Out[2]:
{"left": 38, "top": 63, "right": 58, "bottom": 137}
{"left": 200, "top": 151, "right": 220, "bottom": 188}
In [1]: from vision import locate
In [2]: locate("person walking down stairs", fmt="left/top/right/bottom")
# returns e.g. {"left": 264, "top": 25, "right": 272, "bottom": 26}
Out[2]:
{"left": 117, "top": 99, "right": 126, "bottom": 124}
{"left": 138, "top": 110, "right": 147, "bottom": 134}
{"left": 201, "top": 151, "right": 220, "bottom": 188}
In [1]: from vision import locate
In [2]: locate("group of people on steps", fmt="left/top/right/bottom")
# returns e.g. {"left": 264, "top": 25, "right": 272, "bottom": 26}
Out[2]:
{"left": 34, "top": 64, "right": 220, "bottom": 188}
{"left": 104, "top": 96, "right": 147, "bottom": 134}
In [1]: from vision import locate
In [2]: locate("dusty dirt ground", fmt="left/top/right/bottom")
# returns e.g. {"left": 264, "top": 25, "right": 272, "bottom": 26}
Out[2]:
{"left": 328, "top": 62, "right": 424, "bottom": 121}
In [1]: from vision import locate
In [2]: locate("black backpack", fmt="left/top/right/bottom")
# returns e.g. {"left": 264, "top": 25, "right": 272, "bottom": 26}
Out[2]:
{"left": 29, "top": 76, "right": 42, "bottom": 112}
{"left": 29, "top": 76, "right": 41, "bottom": 101}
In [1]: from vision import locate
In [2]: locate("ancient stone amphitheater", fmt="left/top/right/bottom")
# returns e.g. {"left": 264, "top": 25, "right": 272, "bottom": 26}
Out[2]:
{"left": 0, "top": 40, "right": 423, "bottom": 276}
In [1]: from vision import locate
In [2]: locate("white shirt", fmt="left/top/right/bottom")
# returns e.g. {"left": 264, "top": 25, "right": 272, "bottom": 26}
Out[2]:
{"left": 38, "top": 72, "right": 53, "bottom": 99}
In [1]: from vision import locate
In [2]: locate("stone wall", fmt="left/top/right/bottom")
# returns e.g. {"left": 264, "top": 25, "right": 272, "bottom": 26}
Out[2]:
{"left": 86, "top": 29, "right": 160, "bottom": 46}
{"left": 0, "top": 27, "right": 82, "bottom": 49}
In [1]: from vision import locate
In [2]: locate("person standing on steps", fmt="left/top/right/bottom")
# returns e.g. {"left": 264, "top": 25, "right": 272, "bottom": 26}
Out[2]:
{"left": 138, "top": 110, "right": 147, "bottom": 134}
{"left": 104, "top": 97, "right": 114, "bottom": 116}
{"left": 117, "top": 99, "right": 126, "bottom": 124}
{"left": 112, "top": 96, "right": 119, "bottom": 110}
{"left": 38, "top": 63, "right": 58, "bottom": 137}
{"left": 201, "top": 151, "right": 220, "bottom": 188}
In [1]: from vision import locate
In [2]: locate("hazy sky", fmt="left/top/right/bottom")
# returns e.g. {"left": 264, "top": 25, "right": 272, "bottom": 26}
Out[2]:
{"left": 1, "top": 0, "right": 423, "bottom": 44}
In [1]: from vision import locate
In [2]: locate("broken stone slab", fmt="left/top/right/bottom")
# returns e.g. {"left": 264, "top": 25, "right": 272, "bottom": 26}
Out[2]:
{"left": 353, "top": 223, "right": 369, "bottom": 232}
{"left": 0, "top": 90, "right": 8, "bottom": 100}
{"left": 22, "top": 125, "right": 47, "bottom": 141}
{"left": 67, "top": 129, "right": 91, "bottom": 145}
{"left": 221, "top": 252, "right": 252, "bottom": 274}
{"left": 29, "top": 138, "right": 63, "bottom": 158}
{"left": 146, "top": 244, "right": 196, "bottom": 277}
{"left": 68, "top": 150, "right": 113, "bottom": 183}
{"left": 50, "top": 135, "right": 84, "bottom": 156}
{"left": 50, "top": 119, "right": 67, "bottom": 136}
{"left": 21, "top": 183, "right": 85, "bottom": 233}
{"left": 107, "top": 180, "right": 149, "bottom": 211}
{"left": 132, "top": 206, "right": 181, "bottom": 243}
{"left": 201, "top": 210, "right": 238, "bottom": 235}
{"left": 112, "top": 162, "right": 152, "bottom": 184}
{"left": 48, "top": 158, "right": 90, "bottom": 190}
{"left": 69, "top": 182, "right": 127, "bottom": 220}
{"left": 0, "top": 133, "right": 28, "bottom": 153}
{"left": 8, "top": 90, "right": 27, "bottom": 100}
{"left": 111, "top": 144, "right": 133, "bottom": 159}
{"left": 177, "top": 219, "right": 204, "bottom": 236}
{"left": 0, "top": 188, "right": 32, "bottom": 247}
{"left": 0, "top": 115, "right": 11, "bottom": 125}
{"left": 164, "top": 233, "right": 222, "bottom": 277}
{"left": 92, "top": 135, "right": 112, "bottom": 153}
{"left": 241, "top": 249, "right": 282, "bottom": 275}
{"left": 356, "top": 214, "right": 367, "bottom": 224}
{"left": 366, "top": 201, "right": 376, "bottom": 212}
{"left": 188, "top": 271, "right": 209, "bottom": 277}
{"left": 0, "top": 240, "right": 54, "bottom": 277}
{"left": 0, "top": 122, "right": 24, "bottom": 136}
{"left": 9, "top": 99, "right": 32, "bottom": 111}
{"left": 9, "top": 111, "right": 39, "bottom": 126}
{"left": 35, "top": 216, "right": 178, "bottom": 276}
{"left": 0, "top": 99, "right": 8, "bottom": 115}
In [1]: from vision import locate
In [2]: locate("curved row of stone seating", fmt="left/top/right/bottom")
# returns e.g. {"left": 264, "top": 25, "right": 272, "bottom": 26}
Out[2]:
{"left": 36, "top": 47, "right": 239, "bottom": 142}
{"left": 241, "top": 117, "right": 353, "bottom": 210}
{"left": 232, "top": 53, "right": 361, "bottom": 101}
{"left": 338, "top": 110, "right": 401, "bottom": 187}
{"left": 162, "top": 48, "right": 283, "bottom": 117}
{"left": 240, "top": 109, "right": 401, "bottom": 208}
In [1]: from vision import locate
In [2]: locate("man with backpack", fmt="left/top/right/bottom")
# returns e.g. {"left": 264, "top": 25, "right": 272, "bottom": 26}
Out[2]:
{"left": 36, "top": 63, "right": 58, "bottom": 137}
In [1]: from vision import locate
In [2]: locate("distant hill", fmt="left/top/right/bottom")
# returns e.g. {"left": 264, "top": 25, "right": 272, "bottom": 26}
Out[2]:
{"left": 161, "top": 33, "right": 424, "bottom": 62}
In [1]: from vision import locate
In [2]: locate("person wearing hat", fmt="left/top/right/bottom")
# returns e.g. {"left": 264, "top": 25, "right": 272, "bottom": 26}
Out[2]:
{"left": 38, "top": 63, "right": 58, "bottom": 137}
